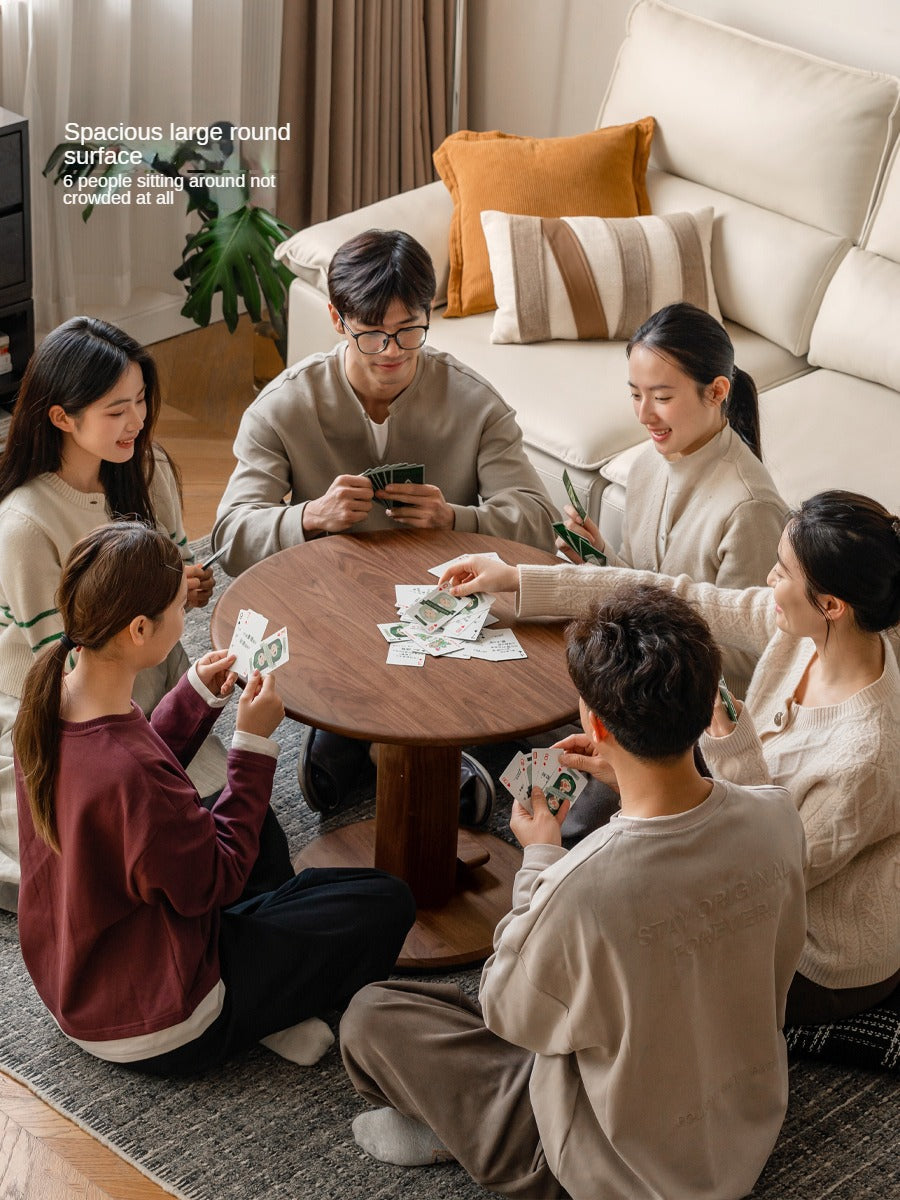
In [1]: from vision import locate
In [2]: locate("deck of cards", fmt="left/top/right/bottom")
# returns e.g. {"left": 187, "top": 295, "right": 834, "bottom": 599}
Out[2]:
{"left": 501, "top": 747, "right": 588, "bottom": 814}
{"left": 377, "top": 555, "right": 527, "bottom": 667}
{"left": 362, "top": 462, "right": 424, "bottom": 506}
{"left": 228, "top": 608, "right": 290, "bottom": 677}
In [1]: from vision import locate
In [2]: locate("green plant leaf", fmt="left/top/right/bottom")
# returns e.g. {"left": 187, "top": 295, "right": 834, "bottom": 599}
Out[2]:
{"left": 177, "top": 205, "right": 293, "bottom": 335}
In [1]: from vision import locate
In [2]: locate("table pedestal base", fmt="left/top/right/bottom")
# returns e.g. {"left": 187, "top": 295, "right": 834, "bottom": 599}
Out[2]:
{"left": 293, "top": 819, "right": 521, "bottom": 969}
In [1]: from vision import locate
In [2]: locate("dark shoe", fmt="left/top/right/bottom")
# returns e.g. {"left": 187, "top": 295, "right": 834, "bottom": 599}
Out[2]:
{"left": 459, "top": 751, "right": 495, "bottom": 828}
{"left": 298, "top": 727, "right": 375, "bottom": 813}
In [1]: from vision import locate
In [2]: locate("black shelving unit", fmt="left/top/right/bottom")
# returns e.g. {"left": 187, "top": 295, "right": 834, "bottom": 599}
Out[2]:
{"left": 0, "top": 107, "right": 33, "bottom": 409}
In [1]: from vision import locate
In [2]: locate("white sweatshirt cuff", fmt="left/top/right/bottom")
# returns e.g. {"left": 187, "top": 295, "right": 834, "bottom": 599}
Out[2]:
{"left": 187, "top": 663, "right": 229, "bottom": 708}
{"left": 231, "top": 730, "right": 280, "bottom": 759}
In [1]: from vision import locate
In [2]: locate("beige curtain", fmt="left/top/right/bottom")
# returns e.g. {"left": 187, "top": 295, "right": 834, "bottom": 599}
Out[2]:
{"left": 277, "top": 0, "right": 465, "bottom": 229}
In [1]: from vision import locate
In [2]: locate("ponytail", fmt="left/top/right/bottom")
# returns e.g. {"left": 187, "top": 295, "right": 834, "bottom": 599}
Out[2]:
{"left": 12, "top": 521, "right": 184, "bottom": 853}
{"left": 723, "top": 366, "right": 762, "bottom": 459}
{"left": 13, "top": 639, "right": 73, "bottom": 852}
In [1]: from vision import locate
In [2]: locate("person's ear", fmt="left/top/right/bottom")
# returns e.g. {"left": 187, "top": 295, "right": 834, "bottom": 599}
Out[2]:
{"left": 48, "top": 405, "right": 75, "bottom": 433}
{"left": 128, "top": 615, "right": 150, "bottom": 646}
{"left": 707, "top": 375, "right": 730, "bottom": 410}
{"left": 819, "top": 592, "right": 848, "bottom": 623}
{"left": 589, "top": 711, "right": 609, "bottom": 743}
{"left": 328, "top": 303, "right": 346, "bottom": 337}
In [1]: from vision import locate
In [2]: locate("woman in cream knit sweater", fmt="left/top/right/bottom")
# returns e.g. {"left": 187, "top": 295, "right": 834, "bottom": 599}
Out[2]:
{"left": 441, "top": 490, "right": 900, "bottom": 1025}
{"left": 560, "top": 302, "right": 787, "bottom": 699}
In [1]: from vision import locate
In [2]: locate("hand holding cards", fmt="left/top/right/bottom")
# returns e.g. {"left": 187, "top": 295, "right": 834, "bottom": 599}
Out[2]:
{"left": 362, "top": 462, "right": 424, "bottom": 507}
{"left": 501, "top": 748, "right": 587, "bottom": 814}
{"left": 228, "top": 608, "right": 290, "bottom": 677}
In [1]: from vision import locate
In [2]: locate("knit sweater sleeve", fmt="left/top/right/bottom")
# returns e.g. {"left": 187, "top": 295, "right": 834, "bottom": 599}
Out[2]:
{"left": 715, "top": 498, "right": 785, "bottom": 590}
{"left": 699, "top": 706, "right": 772, "bottom": 785}
{"left": 0, "top": 507, "right": 67, "bottom": 659}
{"left": 211, "top": 404, "right": 307, "bottom": 575}
{"left": 516, "top": 563, "right": 777, "bottom": 657}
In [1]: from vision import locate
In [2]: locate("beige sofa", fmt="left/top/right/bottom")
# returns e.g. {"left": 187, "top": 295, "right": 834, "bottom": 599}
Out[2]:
{"left": 275, "top": 0, "right": 900, "bottom": 547}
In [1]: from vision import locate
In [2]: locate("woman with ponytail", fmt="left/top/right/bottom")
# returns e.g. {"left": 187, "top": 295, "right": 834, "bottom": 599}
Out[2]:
{"left": 0, "top": 317, "right": 224, "bottom": 910}
{"left": 561, "top": 302, "right": 787, "bottom": 698}
{"left": 14, "top": 523, "right": 414, "bottom": 1075}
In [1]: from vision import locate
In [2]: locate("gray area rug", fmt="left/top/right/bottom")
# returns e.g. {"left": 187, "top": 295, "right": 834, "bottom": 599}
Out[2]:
{"left": 0, "top": 536, "right": 897, "bottom": 1199}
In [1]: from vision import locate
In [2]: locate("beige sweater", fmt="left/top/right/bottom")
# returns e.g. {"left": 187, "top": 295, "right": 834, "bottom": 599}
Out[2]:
{"left": 480, "top": 780, "right": 807, "bottom": 1200}
{"left": 212, "top": 343, "right": 558, "bottom": 575}
{"left": 517, "top": 563, "right": 900, "bottom": 990}
{"left": 607, "top": 425, "right": 787, "bottom": 696}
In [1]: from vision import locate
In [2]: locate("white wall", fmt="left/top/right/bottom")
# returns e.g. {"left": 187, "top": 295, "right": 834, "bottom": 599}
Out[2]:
{"left": 466, "top": 0, "right": 900, "bottom": 137}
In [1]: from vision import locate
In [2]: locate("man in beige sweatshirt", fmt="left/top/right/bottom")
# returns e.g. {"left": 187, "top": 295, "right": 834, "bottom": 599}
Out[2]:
{"left": 340, "top": 581, "right": 807, "bottom": 1200}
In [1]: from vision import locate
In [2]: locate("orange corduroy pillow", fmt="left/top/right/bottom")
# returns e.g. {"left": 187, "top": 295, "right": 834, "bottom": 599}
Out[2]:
{"left": 433, "top": 118, "right": 655, "bottom": 317}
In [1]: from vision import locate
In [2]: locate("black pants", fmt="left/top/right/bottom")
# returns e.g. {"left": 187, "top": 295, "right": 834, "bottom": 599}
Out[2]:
{"left": 126, "top": 867, "right": 415, "bottom": 1077}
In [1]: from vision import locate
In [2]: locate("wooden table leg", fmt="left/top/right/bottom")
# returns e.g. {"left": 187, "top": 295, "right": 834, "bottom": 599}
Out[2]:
{"left": 374, "top": 743, "right": 460, "bottom": 907}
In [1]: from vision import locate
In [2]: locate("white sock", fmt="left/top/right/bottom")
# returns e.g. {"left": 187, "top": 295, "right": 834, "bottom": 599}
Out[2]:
{"left": 351, "top": 1107, "right": 454, "bottom": 1167}
{"left": 260, "top": 1017, "right": 334, "bottom": 1066}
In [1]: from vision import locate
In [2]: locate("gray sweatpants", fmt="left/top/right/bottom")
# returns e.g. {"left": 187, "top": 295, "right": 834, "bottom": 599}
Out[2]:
{"left": 340, "top": 980, "right": 567, "bottom": 1199}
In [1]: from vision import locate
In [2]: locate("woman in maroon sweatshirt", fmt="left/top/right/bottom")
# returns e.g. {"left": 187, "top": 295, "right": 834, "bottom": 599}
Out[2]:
{"left": 13, "top": 521, "right": 414, "bottom": 1075}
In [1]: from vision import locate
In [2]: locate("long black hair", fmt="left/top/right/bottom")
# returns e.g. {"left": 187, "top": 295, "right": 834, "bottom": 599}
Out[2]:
{"left": 627, "top": 302, "right": 762, "bottom": 459}
{"left": 0, "top": 316, "right": 177, "bottom": 520}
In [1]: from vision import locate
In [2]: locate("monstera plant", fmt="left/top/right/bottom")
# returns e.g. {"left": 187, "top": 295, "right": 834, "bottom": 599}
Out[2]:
{"left": 44, "top": 123, "right": 294, "bottom": 364}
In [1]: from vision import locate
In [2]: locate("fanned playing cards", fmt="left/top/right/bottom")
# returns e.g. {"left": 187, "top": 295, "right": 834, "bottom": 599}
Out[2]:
{"left": 228, "top": 608, "right": 290, "bottom": 677}
{"left": 500, "top": 748, "right": 587, "bottom": 814}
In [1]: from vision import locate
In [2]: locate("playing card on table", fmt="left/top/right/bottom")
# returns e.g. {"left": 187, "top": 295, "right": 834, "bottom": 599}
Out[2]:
{"left": 228, "top": 608, "right": 269, "bottom": 676}
{"left": 467, "top": 628, "right": 527, "bottom": 661}
{"left": 249, "top": 627, "right": 290, "bottom": 675}
{"left": 441, "top": 592, "right": 495, "bottom": 640}
{"left": 553, "top": 521, "right": 607, "bottom": 566}
{"left": 562, "top": 468, "right": 587, "bottom": 520}
{"left": 395, "top": 584, "right": 433, "bottom": 612}
{"left": 401, "top": 623, "right": 466, "bottom": 658}
{"left": 377, "top": 622, "right": 410, "bottom": 643}
{"left": 427, "top": 551, "right": 503, "bottom": 579}
{"left": 386, "top": 642, "right": 426, "bottom": 667}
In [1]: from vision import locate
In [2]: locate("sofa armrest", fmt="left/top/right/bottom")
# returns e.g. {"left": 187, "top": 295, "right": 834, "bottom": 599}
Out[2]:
{"left": 274, "top": 180, "right": 454, "bottom": 304}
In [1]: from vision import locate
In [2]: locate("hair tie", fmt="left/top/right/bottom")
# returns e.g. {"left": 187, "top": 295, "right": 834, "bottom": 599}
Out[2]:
{"left": 59, "top": 633, "right": 77, "bottom": 652}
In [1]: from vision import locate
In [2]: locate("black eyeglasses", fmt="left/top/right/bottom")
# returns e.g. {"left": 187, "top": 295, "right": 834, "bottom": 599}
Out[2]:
{"left": 338, "top": 312, "right": 429, "bottom": 355}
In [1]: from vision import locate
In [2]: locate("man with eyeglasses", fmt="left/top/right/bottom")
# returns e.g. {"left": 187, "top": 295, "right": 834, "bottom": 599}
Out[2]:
{"left": 212, "top": 229, "right": 557, "bottom": 816}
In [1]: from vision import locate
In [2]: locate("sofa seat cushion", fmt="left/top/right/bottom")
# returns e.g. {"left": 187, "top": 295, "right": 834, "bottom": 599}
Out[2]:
{"left": 481, "top": 207, "right": 720, "bottom": 344}
{"left": 433, "top": 120, "right": 655, "bottom": 318}
{"left": 425, "top": 306, "right": 809, "bottom": 472}
{"left": 759, "top": 369, "right": 900, "bottom": 510}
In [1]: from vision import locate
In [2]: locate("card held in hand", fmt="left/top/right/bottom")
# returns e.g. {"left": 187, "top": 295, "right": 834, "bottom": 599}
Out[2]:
{"left": 553, "top": 521, "right": 607, "bottom": 566}
{"left": 562, "top": 468, "right": 587, "bottom": 520}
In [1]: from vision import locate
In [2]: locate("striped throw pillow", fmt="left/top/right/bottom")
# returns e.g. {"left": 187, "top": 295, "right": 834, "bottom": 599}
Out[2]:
{"left": 481, "top": 208, "right": 720, "bottom": 344}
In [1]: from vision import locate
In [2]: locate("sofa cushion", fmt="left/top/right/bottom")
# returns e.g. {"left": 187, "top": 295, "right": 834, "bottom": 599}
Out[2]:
{"left": 808, "top": 142, "right": 900, "bottom": 390}
{"left": 601, "top": 1, "right": 900, "bottom": 241}
{"left": 273, "top": 180, "right": 455, "bottom": 307}
{"left": 481, "top": 208, "right": 720, "bottom": 344}
{"left": 758, "top": 369, "right": 900, "bottom": 510}
{"left": 433, "top": 120, "right": 655, "bottom": 318}
{"left": 645, "top": 171, "right": 850, "bottom": 357}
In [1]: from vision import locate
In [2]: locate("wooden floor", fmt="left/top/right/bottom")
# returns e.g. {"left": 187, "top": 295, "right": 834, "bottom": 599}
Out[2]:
{"left": 0, "top": 318, "right": 260, "bottom": 1198}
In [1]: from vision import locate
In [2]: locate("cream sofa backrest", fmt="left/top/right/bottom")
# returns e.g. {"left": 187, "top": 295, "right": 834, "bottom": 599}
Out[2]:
{"left": 599, "top": 0, "right": 900, "bottom": 356}
{"left": 808, "top": 139, "right": 900, "bottom": 392}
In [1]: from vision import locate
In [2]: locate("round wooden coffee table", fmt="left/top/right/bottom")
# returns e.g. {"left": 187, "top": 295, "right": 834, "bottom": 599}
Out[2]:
{"left": 211, "top": 529, "right": 578, "bottom": 967}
